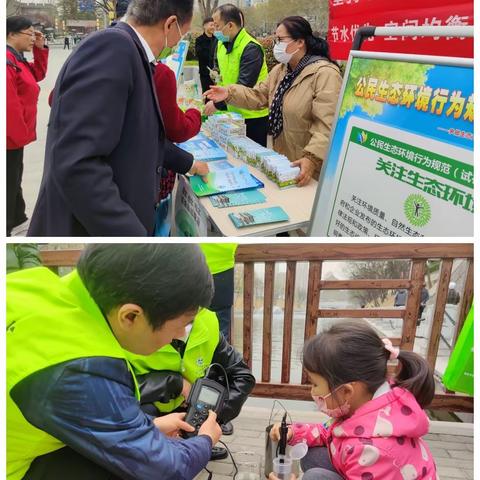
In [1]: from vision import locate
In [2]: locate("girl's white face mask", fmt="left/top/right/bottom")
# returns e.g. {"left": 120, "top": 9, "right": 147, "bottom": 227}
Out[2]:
{"left": 273, "top": 40, "right": 299, "bottom": 64}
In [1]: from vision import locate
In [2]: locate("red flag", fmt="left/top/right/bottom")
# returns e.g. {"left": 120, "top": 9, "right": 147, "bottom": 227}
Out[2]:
{"left": 328, "top": 0, "right": 473, "bottom": 61}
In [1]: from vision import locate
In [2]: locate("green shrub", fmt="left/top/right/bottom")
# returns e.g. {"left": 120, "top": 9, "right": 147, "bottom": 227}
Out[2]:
{"left": 258, "top": 36, "right": 278, "bottom": 72}
{"left": 186, "top": 33, "right": 201, "bottom": 61}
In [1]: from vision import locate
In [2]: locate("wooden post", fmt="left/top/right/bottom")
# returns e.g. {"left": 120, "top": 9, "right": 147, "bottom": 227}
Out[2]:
{"left": 302, "top": 261, "right": 322, "bottom": 384}
{"left": 243, "top": 262, "right": 254, "bottom": 370}
{"left": 427, "top": 259, "right": 453, "bottom": 369}
{"left": 401, "top": 259, "right": 426, "bottom": 350}
{"left": 281, "top": 261, "right": 296, "bottom": 384}
{"left": 262, "top": 262, "right": 275, "bottom": 383}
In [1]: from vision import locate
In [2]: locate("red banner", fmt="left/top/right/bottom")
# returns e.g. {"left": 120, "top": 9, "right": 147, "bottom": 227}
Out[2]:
{"left": 328, "top": 0, "right": 473, "bottom": 61}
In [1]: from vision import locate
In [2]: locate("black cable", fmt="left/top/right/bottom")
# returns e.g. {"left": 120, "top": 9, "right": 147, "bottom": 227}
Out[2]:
{"left": 203, "top": 364, "right": 236, "bottom": 478}
{"left": 204, "top": 362, "right": 231, "bottom": 399}
{"left": 268, "top": 399, "right": 293, "bottom": 427}
{"left": 219, "top": 440, "right": 239, "bottom": 480}
{"left": 203, "top": 465, "right": 213, "bottom": 480}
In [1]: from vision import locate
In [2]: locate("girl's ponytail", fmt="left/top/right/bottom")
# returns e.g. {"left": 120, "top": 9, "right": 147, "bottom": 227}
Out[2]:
{"left": 395, "top": 350, "right": 435, "bottom": 408}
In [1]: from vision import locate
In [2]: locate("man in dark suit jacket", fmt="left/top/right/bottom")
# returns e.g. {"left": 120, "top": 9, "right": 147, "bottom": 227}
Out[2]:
{"left": 29, "top": 0, "right": 198, "bottom": 236}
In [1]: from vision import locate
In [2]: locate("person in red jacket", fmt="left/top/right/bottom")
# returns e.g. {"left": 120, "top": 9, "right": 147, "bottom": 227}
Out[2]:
{"left": 154, "top": 61, "right": 208, "bottom": 235}
{"left": 6, "top": 16, "right": 48, "bottom": 236}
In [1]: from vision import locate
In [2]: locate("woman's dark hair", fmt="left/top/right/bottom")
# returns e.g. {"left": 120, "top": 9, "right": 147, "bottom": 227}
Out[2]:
{"left": 126, "top": 0, "right": 194, "bottom": 26}
{"left": 77, "top": 244, "right": 214, "bottom": 330}
{"left": 203, "top": 17, "right": 213, "bottom": 26}
{"left": 303, "top": 320, "right": 435, "bottom": 408}
{"left": 279, "top": 16, "right": 337, "bottom": 66}
{"left": 214, "top": 4, "right": 244, "bottom": 28}
{"left": 7, "top": 16, "right": 33, "bottom": 36}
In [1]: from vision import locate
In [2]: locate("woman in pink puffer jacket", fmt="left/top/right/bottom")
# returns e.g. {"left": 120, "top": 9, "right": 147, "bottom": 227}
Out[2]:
{"left": 270, "top": 321, "right": 438, "bottom": 480}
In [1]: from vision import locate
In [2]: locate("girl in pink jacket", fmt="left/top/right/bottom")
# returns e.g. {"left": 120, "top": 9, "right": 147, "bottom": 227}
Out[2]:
{"left": 270, "top": 320, "right": 438, "bottom": 480}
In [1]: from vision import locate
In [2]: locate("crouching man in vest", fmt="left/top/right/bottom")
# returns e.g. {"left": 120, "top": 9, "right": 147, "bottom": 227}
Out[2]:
{"left": 7, "top": 244, "right": 222, "bottom": 480}
{"left": 127, "top": 306, "right": 256, "bottom": 461}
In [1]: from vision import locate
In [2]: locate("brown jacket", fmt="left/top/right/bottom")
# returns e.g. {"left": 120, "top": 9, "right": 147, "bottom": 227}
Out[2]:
{"left": 226, "top": 59, "right": 342, "bottom": 179}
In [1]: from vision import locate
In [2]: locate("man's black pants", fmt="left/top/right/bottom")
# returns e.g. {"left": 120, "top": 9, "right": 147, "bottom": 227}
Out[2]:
{"left": 7, "top": 148, "right": 27, "bottom": 236}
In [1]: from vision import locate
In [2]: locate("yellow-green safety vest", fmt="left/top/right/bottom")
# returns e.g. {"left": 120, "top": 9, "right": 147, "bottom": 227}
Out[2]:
{"left": 127, "top": 308, "right": 220, "bottom": 412}
{"left": 217, "top": 28, "right": 269, "bottom": 120}
{"left": 200, "top": 243, "right": 238, "bottom": 275}
{"left": 7, "top": 268, "right": 140, "bottom": 480}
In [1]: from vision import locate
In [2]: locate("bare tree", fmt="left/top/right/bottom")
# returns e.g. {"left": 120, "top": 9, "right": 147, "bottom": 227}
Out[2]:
{"left": 7, "top": 0, "right": 21, "bottom": 16}
{"left": 93, "top": 0, "right": 117, "bottom": 15}
{"left": 198, "top": 0, "right": 220, "bottom": 20}
{"left": 346, "top": 260, "right": 411, "bottom": 307}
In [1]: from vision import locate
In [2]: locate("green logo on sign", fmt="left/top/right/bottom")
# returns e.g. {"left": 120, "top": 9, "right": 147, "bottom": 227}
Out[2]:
{"left": 404, "top": 194, "right": 431, "bottom": 227}
{"left": 357, "top": 130, "right": 368, "bottom": 144}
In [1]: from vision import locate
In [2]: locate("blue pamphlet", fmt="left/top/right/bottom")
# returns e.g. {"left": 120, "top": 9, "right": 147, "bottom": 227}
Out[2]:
{"left": 190, "top": 166, "right": 264, "bottom": 197}
{"left": 208, "top": 160, "right": 235, "bottom": 172}
{"left": 228, "top": 206, "right": 289, "bottom": 228}
{"left": 210, "top": 190, "right": 267, "bottom": 208}
{"left": 177, "top": 135, "right": 227, "bottom": 162}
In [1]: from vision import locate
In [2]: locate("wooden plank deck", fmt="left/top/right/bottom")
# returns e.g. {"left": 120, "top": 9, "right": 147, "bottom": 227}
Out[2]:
{"left": 195, "top": 405, "right": 474, "bottom": 480}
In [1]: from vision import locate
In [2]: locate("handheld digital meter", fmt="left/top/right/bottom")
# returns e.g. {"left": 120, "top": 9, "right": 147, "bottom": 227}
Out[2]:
{"left": 181, "top": 377, "right": 226, "bottom": 438}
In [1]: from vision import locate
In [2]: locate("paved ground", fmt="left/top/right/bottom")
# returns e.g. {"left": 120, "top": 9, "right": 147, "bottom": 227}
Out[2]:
{"left": 15, "top": 45, "right": 72, "bottom": 235}
{"left": 196, "top": 404, "right": 474, "bottom": 479}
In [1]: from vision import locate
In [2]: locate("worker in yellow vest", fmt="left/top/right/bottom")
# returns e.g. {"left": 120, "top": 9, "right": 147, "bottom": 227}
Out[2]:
{"left": 127, "top": 306, "right": 255, "bottom": 459}
{"left": 205, "top": 4, "right": 269, "bottom": 147}
{"left": 7, "top": 244, "right": 222, "bottom": 480}
{"left": 200, "top": 243, "right": 238, "bottom": 342}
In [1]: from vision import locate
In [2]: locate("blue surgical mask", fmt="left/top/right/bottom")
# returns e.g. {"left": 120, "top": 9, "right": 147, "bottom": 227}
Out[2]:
{"left": 214, "top": 24, "right": 230, "bottom": 43}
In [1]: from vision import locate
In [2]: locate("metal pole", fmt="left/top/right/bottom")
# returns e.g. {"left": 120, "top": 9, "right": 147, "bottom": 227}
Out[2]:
{"left": 352, "top": 25, "right": 474, "bottom": 51}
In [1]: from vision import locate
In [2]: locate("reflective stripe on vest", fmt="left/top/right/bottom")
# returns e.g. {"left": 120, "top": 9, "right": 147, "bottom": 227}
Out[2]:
{"left": 7, "top": 268, "right": 140, "bottom": 480}
{"left": 217, "top": 28, "right": 269, "bottom": 120}
{"left": 126, "top": 308, "right": 220, "bottom": 412}
{"left": 200, "top": 244, "right": 238, "bottom": 275}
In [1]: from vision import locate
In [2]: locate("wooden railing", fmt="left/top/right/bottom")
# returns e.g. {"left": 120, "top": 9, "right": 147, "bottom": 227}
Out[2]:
{"left": 39, "top": 244, "right": 473, "bottom": 412}
{"left": 236, "top": 244, "right": 473, "bottom": 412}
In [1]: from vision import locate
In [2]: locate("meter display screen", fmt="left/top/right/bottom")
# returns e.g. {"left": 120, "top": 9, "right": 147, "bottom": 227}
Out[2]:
{"left": 198, "top": 386, "right": 220, "bottom": 406}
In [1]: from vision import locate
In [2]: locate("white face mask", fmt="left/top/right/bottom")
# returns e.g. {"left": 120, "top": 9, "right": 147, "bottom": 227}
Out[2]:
{"left": 273, "top": 40, "right": 299, "bottom": 64}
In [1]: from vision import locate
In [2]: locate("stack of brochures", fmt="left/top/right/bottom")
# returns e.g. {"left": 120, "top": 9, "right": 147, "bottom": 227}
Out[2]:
{"left": 203, "top": 113, "right": 246, "bottom": 146}
{"left": 261, "top": 154, "right": 300, "bottom": 189}
{"left": 176, "top": 134, "right": 228, "bottom": 162}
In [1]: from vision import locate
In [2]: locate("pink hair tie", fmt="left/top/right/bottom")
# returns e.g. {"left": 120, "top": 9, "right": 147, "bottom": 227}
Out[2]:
{"left": 382, "top": 338, "right": 400, "bottom": 360}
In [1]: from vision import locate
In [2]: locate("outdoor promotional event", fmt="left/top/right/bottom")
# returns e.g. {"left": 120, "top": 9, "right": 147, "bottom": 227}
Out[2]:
{"left": 5, "top": 0, "right": 473, "bottom": 237}
{"left": 4, "top": 0, "right": 476, "bottom": 480}
{"left": 5, "top": 243, "right": 474, "bottom": 479}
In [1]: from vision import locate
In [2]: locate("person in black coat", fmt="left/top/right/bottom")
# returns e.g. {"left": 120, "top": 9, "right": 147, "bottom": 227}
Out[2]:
{"left": 136, "top": 326, "right": 255, "bottom": 459}
{"left": 195, "top": 17, "right": 217, "bottom": 94}
{"left": 29, "top": 0, "right": 202, "bottom": 237}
